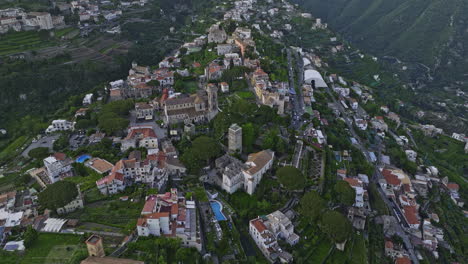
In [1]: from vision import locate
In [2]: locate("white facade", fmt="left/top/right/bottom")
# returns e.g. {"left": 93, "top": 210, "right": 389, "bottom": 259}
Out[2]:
{"left": 46, "top": 120, "right": 75, "bottom": 133}
{"left": 83, "top": 93, "right": 93, "bottom": 105}
{"left": 44, "top": 156, "right": 73, "bottom": 183}
{"left": 228, "top": 123, "right": 242, "bottom": 153}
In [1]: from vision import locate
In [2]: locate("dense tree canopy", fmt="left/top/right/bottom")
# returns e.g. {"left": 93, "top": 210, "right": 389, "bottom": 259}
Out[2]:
{"left": 97, "top": 99, "right": 133, "bottom": 135}
{"left": 277, "top": 166, "right": 305, "bottom": 190}
{"left": 320, "top": 210, "right": 353, "bottom": 243}
{"left": 38, "top": 181, "right": 78, "bottom": 210}
{"left": 242, "top": 123, "right": 257, "bottom": 153}
{"left": 299, "top": 191, "right": 326, "bottom": 223}
{"left": 333, "top": 180, "right": 356, "bottom": 206}
{"left": 181, "top": 136, "right": 221, "bottom": 174}
{"left": 28, "top": 147, "right": 50, "bottom": 160}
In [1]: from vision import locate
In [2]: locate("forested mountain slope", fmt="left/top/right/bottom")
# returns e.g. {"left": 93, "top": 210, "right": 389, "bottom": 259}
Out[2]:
{"left": 292, "top": 0, "right": 468, "bottom": 86}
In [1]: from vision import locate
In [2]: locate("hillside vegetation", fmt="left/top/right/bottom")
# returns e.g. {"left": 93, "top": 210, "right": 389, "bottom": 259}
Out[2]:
{"left": 292, "top": 0, "right": 468, "bottom": 86}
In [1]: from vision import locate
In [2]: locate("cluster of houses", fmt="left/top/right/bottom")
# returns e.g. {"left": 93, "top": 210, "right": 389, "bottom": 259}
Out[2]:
{"left": 206, "top": 22, "right": 291, "bottom": 115}
{"left": 336, "top": 170, "right": 371, "bottom": 231}
{"left": 249, "top": 210, "right": 299, "bottom": 263}
{"left": 223, "top": 0, "right": 255, "bottom": 22}
{"left": 0, "top": 185, "right": 85, "bottom": 251}
{"left": 136, "top": 188, "right": 202, "bottom": 251}
{"left": 0, "top": 8, "right": 64, "bottom": 34}
{"left": 378, "top": 167, "right": 450, "bottom": 258}
{"left": 67, "top": 0, "right": 125, "bottom": 22}
{"left": 95, "top": 139, "right": 185, "bottom": 195}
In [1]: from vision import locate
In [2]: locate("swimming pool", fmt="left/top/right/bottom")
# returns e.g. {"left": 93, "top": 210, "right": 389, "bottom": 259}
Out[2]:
{"left": 76, "top": 154, "right": 91, "bottom": 163}
{"left": 210, "top": 200, "right": 227, "bottom": 221}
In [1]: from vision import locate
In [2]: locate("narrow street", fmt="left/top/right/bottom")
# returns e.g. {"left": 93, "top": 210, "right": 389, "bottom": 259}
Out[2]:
{"left": 324, "top": 87, "right": 420, "bottom": 264}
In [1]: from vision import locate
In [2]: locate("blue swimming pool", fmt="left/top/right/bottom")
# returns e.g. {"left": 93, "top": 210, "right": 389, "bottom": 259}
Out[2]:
{"left": 210, "top": 201, "right": 227, "bottom": 221}
{"left": 76, "top": 154, "right": 91, "bottom": 163}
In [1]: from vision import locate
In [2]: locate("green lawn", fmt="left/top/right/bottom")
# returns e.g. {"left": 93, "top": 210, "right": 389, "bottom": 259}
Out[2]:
{"left": 2, "top": 233, "right": 84, "bottom": 264}
{"left": 236, "top": 91, "right": 255, "bottom": 100}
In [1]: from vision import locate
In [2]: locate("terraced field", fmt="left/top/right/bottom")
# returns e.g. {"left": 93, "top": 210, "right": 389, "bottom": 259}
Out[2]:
{"left": 0, "top": 28, "right": 78, "bottom": 56}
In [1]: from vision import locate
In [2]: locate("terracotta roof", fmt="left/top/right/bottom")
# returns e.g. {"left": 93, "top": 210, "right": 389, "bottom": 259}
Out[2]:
{"left": 244, "top": 150, "right": 274, "bottom": 175}
{"left": 110, "top": 89, "right": 121, "bottom": 97}
{"left": 447, "top": 183, "right": 459, "bottom": 191}
{"left": 137, "top": 218, "right": 146, "bottom": 227}
{"left": 344, "top": 178, "right": 361, "bottom": 188}
{"left": 125, "top": 127, "right": 157, "bottom": 140}
{"left": 142, "top": 196, "right": 157, "bottom": 213}
{"left": 382, "top": 169, "right": 401, "bottom": 186}
{"left": 53, "top": 152, "right": 67, "bottom": 161}
{"left": 337, "top": 169, "right": 347, "bottom": 175}
{"left": 395, "top": 256, "right": 411, "bottom": 264}
{"left": 385, "top": 240, "right": 394, "bottom": 249}
{"left": 146, "top": 212, "right": 170, "bottom": 219}
{"left": 403, "top": 206, "right": 419, "bottom": 225}
{"left": 76, "top": 108, "right": 88, "bottom": 114}
{"left": 251, "top": 218, "right": 267, "bottom": 233}
{"left": 171, "top": 204, "right": 178, "bottom": 215}
{"left": 253, "top": 68, "right": 268, "bottom": 77}
{"left": 88, "top": 158, "right": 113, "bottom": 174}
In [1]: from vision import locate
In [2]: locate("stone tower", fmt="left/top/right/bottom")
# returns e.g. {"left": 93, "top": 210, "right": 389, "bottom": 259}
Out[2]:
{"left": 228, "top": 124, "right": 242, "bottom": 153}
{"left": 207, "top": 84, "right": 218, "bottom": 112}
{"left": 85, "top": 234, "right": 105, "bottom": 257}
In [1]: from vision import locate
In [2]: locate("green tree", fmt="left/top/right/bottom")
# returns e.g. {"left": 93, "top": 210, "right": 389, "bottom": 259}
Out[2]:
{"left": 38, "top": 181, "right": 78, "bottom": 211}
{"left": 53, "top": 133, "right": 69, "bottom": 151}
{"left": 72, "top": 162, "right": 88, "bottom": 177}
{"left": 181, "top": 136, "right": 221, "bottom": 174}
{"left": 242, "top": 123, "right": 256, "bottom": 153}
{"left": 75, "top": 119, "right": 95, "bottom": 130}
{"left": 14, "top": 174, "right": 31, "bottom": 187}
{"left": 277, "top": 166, "right": 306, "bottom": 190}
{"left": 176, "top": 247, "right": 199, "bottom": 263}
{"left": 28, "top": 147, "right": 50, "bottom": 160}
{"left": 320, "top": 210, "right": 353, "bottom": 244}
{"left": 300, "top": 191, "right": 326, "bottom": 224}
{"left": 23, "top": 225, "right": 38, "bottom": 248}
{"left": 262, "top": 128, "right": 279, "bottom": 150}
{"left": 333, "top": 180, "right": 356, "bottom": 206}
{"left": 191, "top": 136, "right": 221, "bottom": 162}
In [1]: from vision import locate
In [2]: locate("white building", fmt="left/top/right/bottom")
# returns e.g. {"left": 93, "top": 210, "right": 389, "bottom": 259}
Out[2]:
{"left": 216, "top": 150, "right": 274, "bottom": 195}
{"left": 135, "top": 102, "right": 154, "bottom": 120}
{"left": 304, "top": 69, "right": 327, "bottom": 88}
{"left": 83, "top": 93, "right": 93, "bottom": 105}
{"left": 43, "top": 154, "right": 73, "bottom": 184}
{"left": 249, "top": 211, "right": 297, "bottom": 263}
{"left": 228, "top": 123, "right": 242, "bottom": 153}
{"left": 46, "top": 120, "right": 75, "bottom": 133}
{"left": 405, "top": 150, "right": 417, "bottom": 162}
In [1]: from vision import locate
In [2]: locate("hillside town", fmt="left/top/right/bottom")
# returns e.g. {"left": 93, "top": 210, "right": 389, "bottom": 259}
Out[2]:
{"left": 0, "top": 0, "right": 466, "bottom": 263}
